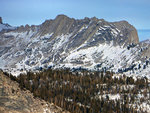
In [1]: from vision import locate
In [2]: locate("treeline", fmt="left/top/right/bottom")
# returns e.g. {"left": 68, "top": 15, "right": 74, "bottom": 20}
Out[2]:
{"left": 4, "top": 69, "right": 150, "bottom": 113}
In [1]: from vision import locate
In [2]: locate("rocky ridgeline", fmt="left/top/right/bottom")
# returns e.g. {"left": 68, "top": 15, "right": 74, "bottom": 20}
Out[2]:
{"left": 11, "top": 14, "right": 139, "bottom": 46}
{"left": 0, "top": 15, "right": 149, "bottom": 78}
{"left": 0, "top": 71, "right": 69, "bottom": 113}
{"left": 39, "top": 15, "right": 139, "bottom": 46}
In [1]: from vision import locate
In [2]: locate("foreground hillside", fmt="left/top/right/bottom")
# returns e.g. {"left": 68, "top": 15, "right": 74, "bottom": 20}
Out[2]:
{"left": 0, "top": 71, "right": 69, "bottom": 113}
{"left": 5, "top": 69, "right": 150, "bottom": 113}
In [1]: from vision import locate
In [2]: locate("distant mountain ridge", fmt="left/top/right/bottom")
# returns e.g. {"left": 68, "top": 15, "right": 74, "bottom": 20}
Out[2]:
{"left": 0, "top": 15, "right": 150, "bottom": 78}
{"left": 0, "top": 17, "right": 15, "bottom": 32}
{"left": 141, "top": 39, "right": 150, "bottom": 44}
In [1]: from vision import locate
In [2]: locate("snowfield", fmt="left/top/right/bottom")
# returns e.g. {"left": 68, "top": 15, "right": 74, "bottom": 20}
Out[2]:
{"left": 0, "top": 31, "right": 150, "bottom": 79}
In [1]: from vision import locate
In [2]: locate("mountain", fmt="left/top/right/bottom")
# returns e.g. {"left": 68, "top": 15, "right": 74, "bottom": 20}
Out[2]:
{"left": 0, "top": 15, "right": 149, "bottom": 78}
{"left": 141, "top": 38, "right": 150, "bottom": 44}
{"left": 0, "top": 17, "right": 15, "bottom": 32}
{"left": 0, "top": 71, "right": 69, "bottom": 113}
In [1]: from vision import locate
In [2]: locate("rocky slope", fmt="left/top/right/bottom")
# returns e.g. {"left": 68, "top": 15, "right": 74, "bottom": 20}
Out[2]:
{"left": 0, "top": 71, "right": 69, "bottom": 113}
{"left": 0, "top": 15, "right": 149, "bottom": 78}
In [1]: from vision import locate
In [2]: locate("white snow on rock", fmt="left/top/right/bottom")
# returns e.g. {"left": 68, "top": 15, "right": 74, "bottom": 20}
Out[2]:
{"left": 0, "top": 24, "right": 15, "bottom": 32}
{"left": 0, "top": 23, "right": 150, "bottom": 79}
{"left": 1, "top": 31, "right": 150, "bottom": 79}
{"left": 142, "top": 39, "right": 150, "bottom": 44}
{"left": 79, "top": 25, "right": 88, "bottom": 32}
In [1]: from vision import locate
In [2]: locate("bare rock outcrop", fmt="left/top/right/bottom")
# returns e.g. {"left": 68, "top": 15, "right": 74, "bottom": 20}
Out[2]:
{"left": 0, "top": 17, "right": 2, "bottom": 24}
{"left": 0, "top": 71, "right": 69, "bottom": 113}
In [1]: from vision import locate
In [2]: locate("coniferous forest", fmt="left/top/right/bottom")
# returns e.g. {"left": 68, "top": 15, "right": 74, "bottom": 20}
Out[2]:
{"left": 4, "top": 69, "right": 150, "bottom": 113}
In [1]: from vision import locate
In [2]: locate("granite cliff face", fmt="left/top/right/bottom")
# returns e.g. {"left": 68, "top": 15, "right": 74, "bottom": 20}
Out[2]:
{"left": 39, "top": 15, "right": 139, "bottom": 46}
{"left": 0, "top": 15, "right": 149, "bottom": 78}
{"left": 111, "top": 20, "right": 139, "bottom": 44}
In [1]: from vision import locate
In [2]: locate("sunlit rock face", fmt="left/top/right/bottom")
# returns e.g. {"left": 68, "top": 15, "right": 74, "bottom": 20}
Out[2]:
{"left": 0, "top": 15, "right": 150, "bottom": 78}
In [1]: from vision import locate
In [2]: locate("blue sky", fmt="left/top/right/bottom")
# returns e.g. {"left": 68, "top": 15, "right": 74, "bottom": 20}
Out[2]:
{"left": 0, "top": 0, "right": 150, "bottom": 30}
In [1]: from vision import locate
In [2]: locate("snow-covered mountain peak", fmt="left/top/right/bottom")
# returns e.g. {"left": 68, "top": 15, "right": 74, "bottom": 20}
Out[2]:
{"left": 0, "top": 15, "right": 149, "bottom": 78}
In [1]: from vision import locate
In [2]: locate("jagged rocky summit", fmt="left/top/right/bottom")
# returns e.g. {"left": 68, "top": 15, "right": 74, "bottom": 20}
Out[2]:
{"left": 0, "top": 15, "right": 150, "bottom": 78}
